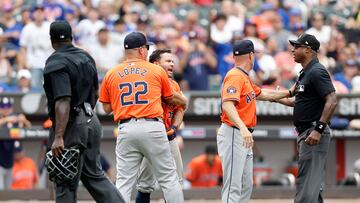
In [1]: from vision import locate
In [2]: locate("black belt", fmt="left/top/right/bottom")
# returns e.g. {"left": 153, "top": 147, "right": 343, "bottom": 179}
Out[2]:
{"left": 232, "top": 126, "right": 254, "bottom": 133}
{"left": 119, "top": 118, "right": 159, "bottom": 124}
{"left": 295, "top": 123, "right": 315, "bottom": 134}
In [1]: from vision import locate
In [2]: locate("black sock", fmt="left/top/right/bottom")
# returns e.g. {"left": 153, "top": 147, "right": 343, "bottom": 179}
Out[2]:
{"left": 135, "top": 191, "right": 150, "bottom": 203}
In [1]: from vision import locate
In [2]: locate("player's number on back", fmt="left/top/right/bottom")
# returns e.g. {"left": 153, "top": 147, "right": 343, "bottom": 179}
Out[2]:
{"left": 119, "top": 82, "right": 149, "bottom": 106}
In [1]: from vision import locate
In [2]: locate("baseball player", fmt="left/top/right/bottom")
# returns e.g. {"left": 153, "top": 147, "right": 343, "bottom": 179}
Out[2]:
{"left": 135, "top": 49, "right": 186, "bottom": 203}
{"left": 218, "top": 40, "right": 294, "bottom": 203}
{"left": 99, "top": 32, "right": 187, "bottom": 203}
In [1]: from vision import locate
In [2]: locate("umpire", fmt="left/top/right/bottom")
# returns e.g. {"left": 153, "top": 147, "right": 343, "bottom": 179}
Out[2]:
{"left": 278, "top": 34, "right": 337, "bottom": 203}
{"left": 43, "top": 20, "right": 124, "bottom": 203}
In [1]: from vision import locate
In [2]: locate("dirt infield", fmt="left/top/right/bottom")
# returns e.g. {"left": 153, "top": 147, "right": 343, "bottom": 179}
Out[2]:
{"left": 2, "top": 200, "right": 360, "bottom": 203}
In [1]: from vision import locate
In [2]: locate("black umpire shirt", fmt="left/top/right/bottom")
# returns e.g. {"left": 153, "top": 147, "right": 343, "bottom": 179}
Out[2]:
{"left": 43, "top": 44, "right": 98, "bottom": 120}
{"left": 293, "top": 58, "right": 335, "bottom": 126}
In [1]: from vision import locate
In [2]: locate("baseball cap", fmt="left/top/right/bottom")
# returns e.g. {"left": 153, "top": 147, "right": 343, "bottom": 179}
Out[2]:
{"left": 124, "top": 32, "right": 154, "bottom": 49}
{"left": 32, "top": 5, "right": 44, "bottom": 12}
{"left": 17, "top": 69, "right": 32, "bottom": 80}
{"left": 289, "top": 8, "right": 301, "bottom": 16}
{"left": 289, "top": 33, "right": 320, "bottom": 52}
{"left": 0, "top": 97, "right": 13, "bottom": 108}
{"left": 14, "top": 141, "right": 23, "bottom": 153}
{"left": 233, "top": 40, "right": 255, "bottom": 56}
{"left": 50, "top": 20, "right": 72, "bottom": 41}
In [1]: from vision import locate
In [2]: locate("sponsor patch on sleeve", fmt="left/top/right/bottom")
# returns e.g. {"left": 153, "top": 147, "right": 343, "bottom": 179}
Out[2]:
{"left": 227, "top": 86, "right": 237, "bottom": 94}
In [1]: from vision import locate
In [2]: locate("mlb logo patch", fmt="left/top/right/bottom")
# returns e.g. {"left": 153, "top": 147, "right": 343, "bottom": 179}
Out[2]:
{"left": 227, "top": 86, "right": 237, "bottom": 94}
{"left": 298, "top": 85, "right": 305, "bottom": 92}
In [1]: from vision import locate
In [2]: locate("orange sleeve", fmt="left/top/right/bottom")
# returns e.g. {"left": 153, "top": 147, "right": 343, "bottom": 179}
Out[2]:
{"left": 222, "top": 74, "right": 243, "bottom": 103}
{"left": 253, "top": 83, "right": 262, "bottom": 96}
{"left": 160, "top": 68, "right": 173, "bottom": 99}
{"left": 185, "top": 160, "right": 198, "bottom": 182}
{"left": 99, "top": 73, "right": 110, "bottom": 103}
{"left": 172, "top": 81, "right": 185, "bottom": 112}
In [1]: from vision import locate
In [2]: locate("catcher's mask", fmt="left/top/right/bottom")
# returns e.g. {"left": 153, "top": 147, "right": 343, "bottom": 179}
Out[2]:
{"left": 45, "top": 147, "right": 80, "bottom": 184}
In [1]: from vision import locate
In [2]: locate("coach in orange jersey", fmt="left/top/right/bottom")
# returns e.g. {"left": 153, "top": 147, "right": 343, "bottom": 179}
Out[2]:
{"left": 217, "top": 39, "right": 295, "bottom": 203}
{"left": 135, "top": 49, "right": 186, "bottom": 202}
{"left": 99, "top": 32, "right": 186, "bottom": 203}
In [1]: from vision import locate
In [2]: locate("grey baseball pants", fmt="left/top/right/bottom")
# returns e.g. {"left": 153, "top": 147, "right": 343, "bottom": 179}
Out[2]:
{"left": 116, "top": 118, "right": 183, "bottom": 203}
{"left": 136, "top": 138, "right": 184, "bottom": 193}
{"left": 217, "top": 123, "right": 253, "bottom": 203}
{"left": 295, "top": 126, "right": 331, "bottom": 203}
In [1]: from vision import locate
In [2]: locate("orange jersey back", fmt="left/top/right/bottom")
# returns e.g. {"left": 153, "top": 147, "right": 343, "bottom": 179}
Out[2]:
{"left": 11, "top": 157, "right": 38, "bottom": 190}
{"left": 220, "top": 67, "right": 261, "bottom": 127}
{"left": 99, "top": 59, "right": 173, "bottom": 122}
{"left": 162, "top": 80, "right": 184, "bottom": 129}
{"left": 185, "top": 154, "right": 223, "bottom": 188}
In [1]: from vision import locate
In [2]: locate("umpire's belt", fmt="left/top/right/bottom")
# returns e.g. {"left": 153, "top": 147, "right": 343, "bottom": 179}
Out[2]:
{"left": 119, "top": 117, "right": 162, "bottom": 124}
{"left": 232, "top": 125, "right": 254, "bottom": 133}
{"left": 295, "top": 122, "right": 316, "bottom": 134}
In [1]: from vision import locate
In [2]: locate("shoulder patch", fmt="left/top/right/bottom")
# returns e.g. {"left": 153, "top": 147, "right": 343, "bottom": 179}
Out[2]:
{"left": 227, "top": 86, "right": 237, "bottom": 94}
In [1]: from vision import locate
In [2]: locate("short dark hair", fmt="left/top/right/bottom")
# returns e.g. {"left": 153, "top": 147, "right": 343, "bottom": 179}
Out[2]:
{"left": 149, "top": 49, "right": 171, "bottom": 63}
{"left": 205, "top": 145, "right": 217, "bottom": 155}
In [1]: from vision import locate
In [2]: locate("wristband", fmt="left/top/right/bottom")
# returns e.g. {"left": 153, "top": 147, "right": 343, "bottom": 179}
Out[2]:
{"left": 314, "top": 121, "right": 327, "bottom": 134}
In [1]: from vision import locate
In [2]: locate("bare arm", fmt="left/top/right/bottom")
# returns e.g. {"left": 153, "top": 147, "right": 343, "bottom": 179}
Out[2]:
{"left": 256, "top": 89, "right": 291, "bottom": 101}
{"left": 222, "top": 101, "right": 253, "bottom": 148}
{"left": 51, "top": 97, "right": 71, "bottom": 157}
{"left": 172, "top": 109, "right": 185, "bottom": 129}
{"left": 164, "top": 92, "right": 187, "bottom": 107}
{"left": 319, "top": 91, "right": 337, "bottom": 123}
{"left": 276, "top": 97, "right": 295, "bottom": 107}
{"left": 102, "top": 103, "right": 113, "bottom": 114}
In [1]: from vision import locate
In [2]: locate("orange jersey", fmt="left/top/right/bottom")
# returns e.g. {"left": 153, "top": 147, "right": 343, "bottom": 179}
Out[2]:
{"left": 221, "top": 67, "right": 261, "bottom": 127}
{"left": 99, "top": 59, "right": 173, "bottom": 122}
{"left": 162, "top": 80, "right": 184, "bottom": 129}
{"left": 185, "top": 154, "right": 223, "bottom": 188}
{"left": 11, "top": 157, "right": 38, "bottom": 190}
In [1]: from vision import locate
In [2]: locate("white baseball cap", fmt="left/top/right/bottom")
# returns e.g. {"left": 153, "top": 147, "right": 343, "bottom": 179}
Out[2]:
{"left": 17, "top": 69, "right": 32, "bottom": 80}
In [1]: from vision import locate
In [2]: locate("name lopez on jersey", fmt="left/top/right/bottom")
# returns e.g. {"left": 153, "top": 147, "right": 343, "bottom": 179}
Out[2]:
{"left": 117, "top": 67, "right": 147, "bottom": 78}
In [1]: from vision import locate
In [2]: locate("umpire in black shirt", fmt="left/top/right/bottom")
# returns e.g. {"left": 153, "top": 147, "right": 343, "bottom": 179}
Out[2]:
{"left": 43, "top": 20, "right": 124, "bottom": 203}
{"left": 277, "top": 34, "right": 337, "bottom": 203}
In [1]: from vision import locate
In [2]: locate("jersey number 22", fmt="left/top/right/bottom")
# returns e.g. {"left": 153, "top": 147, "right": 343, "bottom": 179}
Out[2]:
{"left": 119, "top": 82, "right": 149, "bottom": 106}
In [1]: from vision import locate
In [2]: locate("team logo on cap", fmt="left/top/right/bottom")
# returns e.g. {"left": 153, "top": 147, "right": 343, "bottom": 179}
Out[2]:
{"left": 227, "top": 86, "right": 237, "bottom": 94}
{"left": 305, "top": 41, "right": 309, "bottom": 45}
{"left": 234, "top": 51, "right": 239, "bottom": 55}
{"left": 125, "top": 44, "right": 128, "bottom": 48}
{"left": 60, "top": 35, "right": 65, "bottom": 39}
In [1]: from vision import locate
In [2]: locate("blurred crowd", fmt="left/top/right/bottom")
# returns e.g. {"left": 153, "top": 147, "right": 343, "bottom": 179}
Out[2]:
{"left": 0, "top": 0, "right": 359, "bottom": 92}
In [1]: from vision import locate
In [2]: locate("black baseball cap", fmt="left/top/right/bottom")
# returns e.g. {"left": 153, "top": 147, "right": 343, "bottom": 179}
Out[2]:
{"left": 50, "top": 20, "right": 72, "bottom": 41}
{"left": 289, "top": 33, "right": 320, "bottom": 52}
{"left": 233, "top": 40, "right": 255, "bottom": 56}
{"left": 124, "top": 32, "right": 154, "bottom": 49}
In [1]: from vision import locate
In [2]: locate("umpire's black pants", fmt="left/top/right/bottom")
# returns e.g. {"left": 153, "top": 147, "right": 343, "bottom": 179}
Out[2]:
{"left": 295, "top": 126, "right": 331, "bottom": 203}
{"left": 51, "top": 112, "right": 124, "bottom": 203}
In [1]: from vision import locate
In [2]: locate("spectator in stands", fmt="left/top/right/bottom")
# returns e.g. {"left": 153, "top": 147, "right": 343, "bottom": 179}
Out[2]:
{"left": 7, "top": 69, "right": 40, "bottom": 93}
{"left": 88, "top": 28, "right": 123, "bottom": 77}
{"left": 11, "top": 141, "right": 38, "bottom": 190}
{"left": 151, "top": 0, "right": 177, "bottom": 27}
{"left": 179, "top": 31, "right": 217, "bottom": 90}
{"left": 18, "top": 5, "right": 53, "bottom": 89}
{"left": 0, "top": 97, "right": 31, "bottom": 190}
{"left": 333, "top": 59, "right": 359, "bottom": 92}
{"left": 306, "top": 11, "right": 332, "bottom": 44}
{"left": 110, "top": 18, "right": 129, "bottom": 48}
{"left": 75, "top": 8, "right": 105, "bottom": 46}
{"left": 270, "top": 14, "right": 291, "bottom": 52}
{"left": 0, "top": 47, "right": 13, "bottom": 89}
{"left": 220, "top": 0, "right": 246, "bottom": 37}
{"left": 185, "top": 145, "right": 223, "bottom": 188}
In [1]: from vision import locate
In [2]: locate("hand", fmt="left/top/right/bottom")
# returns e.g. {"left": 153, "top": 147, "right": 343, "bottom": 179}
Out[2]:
{"left": 51, "top": 136, "right": 64, "bottom": 157}
{"left": 240, "top": 128, "right": 254, "bottom": 148}
{"left": 305, "top": 130, "right": 321, "bottom": 145}
{"left": 6, "top": 115, "right": 18, "bottom": 123}
{"left": 166, "top": 125, "right": 177, "bottom": 136}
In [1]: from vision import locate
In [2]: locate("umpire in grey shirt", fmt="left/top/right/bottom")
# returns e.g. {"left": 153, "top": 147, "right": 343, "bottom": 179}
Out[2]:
{"left": 43, "top": 20, "right": 124, "bottom": 203}
{"left": 277, "top": 34, "right": 337, "bottom": 203}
